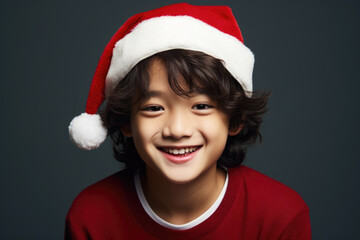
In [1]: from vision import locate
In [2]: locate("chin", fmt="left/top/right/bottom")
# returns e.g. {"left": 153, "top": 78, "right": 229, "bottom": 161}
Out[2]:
{"left": 164, "top": 175, "right": 199, "bottom": 185}
{"left": 160, "top": 164, "right": 213, "bottom": 185}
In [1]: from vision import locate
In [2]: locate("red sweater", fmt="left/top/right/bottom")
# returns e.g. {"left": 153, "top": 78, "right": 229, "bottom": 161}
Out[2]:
{"left": 65, "top": 166, "right": 311, "bottom": 239}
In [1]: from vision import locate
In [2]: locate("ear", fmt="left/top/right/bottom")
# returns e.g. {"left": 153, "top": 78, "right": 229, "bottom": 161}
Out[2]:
{"left": 228, "top": 123, "right": 243, "bottom": 136}
{"left": 120, "top": 124, "right": 132, "bottom": 137}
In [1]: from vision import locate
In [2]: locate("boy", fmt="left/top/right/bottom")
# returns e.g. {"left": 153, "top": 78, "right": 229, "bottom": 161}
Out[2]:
{"left": 66, "top": 3, "right": 311, "bottom": 239}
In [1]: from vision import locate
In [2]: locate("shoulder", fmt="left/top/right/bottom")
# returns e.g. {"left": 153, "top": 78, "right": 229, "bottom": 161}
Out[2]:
{"left": 65, "top": 170, "right": 143, "bottom": 238}
{"left": 74, "top": 170, "right": 127, "bottom": 200}
{"left": 227, "top": 166, "right": 311, "bottom": 238}
{"left": 230, "top": 165, "right": 309, "bottom": 217}
{"left": 66, "top": 169, "right": 132, "bottom": 222}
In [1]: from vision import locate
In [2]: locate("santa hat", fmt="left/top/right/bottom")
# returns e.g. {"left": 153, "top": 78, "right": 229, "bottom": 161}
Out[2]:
{"left": 68, "top": 3, "right": 254, "bottom": 150}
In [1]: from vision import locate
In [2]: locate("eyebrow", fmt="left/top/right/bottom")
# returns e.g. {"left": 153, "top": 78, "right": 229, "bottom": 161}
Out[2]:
{"left": 147, "top": 90, "right": 166, "bottom": 98}
{"left": 142, "top": 90, "right": 209, "bottom": 102}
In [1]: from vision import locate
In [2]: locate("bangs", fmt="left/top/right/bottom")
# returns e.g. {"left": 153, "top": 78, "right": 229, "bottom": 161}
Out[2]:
{"left": 133, "top": 49, "right": 243, "bottom": 109}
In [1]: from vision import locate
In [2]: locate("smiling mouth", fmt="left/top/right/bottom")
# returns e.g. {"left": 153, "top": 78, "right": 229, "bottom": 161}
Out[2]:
{"left": 159, "top": 146, "right": 202, "bottom": 156}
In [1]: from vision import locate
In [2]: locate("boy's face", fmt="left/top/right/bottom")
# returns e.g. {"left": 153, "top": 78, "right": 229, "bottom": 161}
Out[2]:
{"left": 125, "top": 58, "right": 238, "bottom": 184}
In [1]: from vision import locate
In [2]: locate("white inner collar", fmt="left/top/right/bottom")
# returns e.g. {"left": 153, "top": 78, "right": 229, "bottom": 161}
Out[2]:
{"left": 134, "top": 170, "right": 229, "bottom": 230}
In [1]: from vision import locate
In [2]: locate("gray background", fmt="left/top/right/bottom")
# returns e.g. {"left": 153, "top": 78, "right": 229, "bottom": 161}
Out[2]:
{"left": 1, "top": 0, "right": 359, "bottom": 239}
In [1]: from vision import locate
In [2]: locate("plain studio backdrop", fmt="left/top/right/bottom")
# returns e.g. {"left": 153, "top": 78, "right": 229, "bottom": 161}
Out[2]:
{"left": 1, "top": 0, "right": 359, "bottom": 239}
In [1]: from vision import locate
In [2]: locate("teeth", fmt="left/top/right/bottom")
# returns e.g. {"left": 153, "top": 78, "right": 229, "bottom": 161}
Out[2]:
{"left": 162, "top": 147, "right": 199, "bottom": 155}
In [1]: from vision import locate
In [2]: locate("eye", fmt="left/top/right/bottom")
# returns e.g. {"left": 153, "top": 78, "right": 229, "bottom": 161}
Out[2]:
{"left": 141, "top": 105, "right": 164, "bottom": 112}
{"left": 192, "top": 104, "right": 214, "bottom": 110}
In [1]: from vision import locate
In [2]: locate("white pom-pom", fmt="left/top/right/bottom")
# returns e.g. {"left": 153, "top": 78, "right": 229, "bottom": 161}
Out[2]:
{"left": 68, "top": 113, "right": 107, "bottom": 150}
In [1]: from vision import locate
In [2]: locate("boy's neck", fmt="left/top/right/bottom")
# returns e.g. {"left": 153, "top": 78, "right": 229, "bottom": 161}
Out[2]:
{"left": 141, "top": 166, "right": 226, "bottom": 225}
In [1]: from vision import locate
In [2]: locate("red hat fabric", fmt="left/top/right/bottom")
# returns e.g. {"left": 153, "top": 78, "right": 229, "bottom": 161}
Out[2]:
{"left": 69, "top": 3, "right": 254, "bottom": 150}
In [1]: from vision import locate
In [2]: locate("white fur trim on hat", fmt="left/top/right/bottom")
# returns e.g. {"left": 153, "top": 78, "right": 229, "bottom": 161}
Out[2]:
{"left": 105, "top": 16, "right": 254, "bottom": 95}
{"left": 68, "top": 113, "right": 107, "bottom": 150}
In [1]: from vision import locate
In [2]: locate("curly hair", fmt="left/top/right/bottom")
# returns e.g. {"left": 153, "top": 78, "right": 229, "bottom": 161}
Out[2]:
{"left": 101, "top": 49, "right": 270, "bottom": 170}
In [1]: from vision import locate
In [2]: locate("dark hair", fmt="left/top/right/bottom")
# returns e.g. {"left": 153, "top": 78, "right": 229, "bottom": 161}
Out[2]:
{"left": 101, "top": 49, "right": 270, "bottom": 169}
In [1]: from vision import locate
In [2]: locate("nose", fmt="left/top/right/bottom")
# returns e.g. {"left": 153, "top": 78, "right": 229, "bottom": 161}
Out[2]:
{"left": 162, "top": 110, "right": 193, "bottom": 139}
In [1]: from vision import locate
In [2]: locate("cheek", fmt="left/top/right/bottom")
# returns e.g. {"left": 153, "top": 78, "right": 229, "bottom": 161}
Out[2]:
{"left": 199, "top": 115, "right": 229, "bottom": 162}
{"left": 200, "top": 115, "right": 229, "bottom": 140}
{"left": 131, "top": 116, "right": 161, "bottom": 145}
{"left": 130, "top": 117, "right": 155, "bottom": 163}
